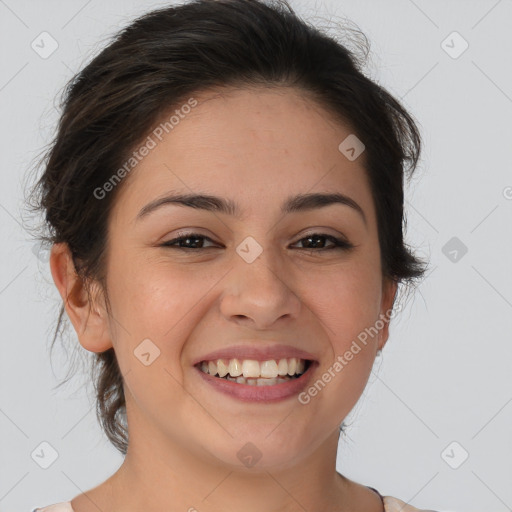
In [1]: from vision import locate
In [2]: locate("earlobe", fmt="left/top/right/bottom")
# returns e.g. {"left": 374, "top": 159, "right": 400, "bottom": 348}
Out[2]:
{"left": 49, "top": 242, "right": 113, "bottom": 353}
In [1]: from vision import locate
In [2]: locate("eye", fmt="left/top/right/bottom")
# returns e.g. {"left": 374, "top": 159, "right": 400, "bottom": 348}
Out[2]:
{"left": 160, "top": 233, "right": 220, "bottom": 250}
{"left": 159, "top": 232, "right": 354, "bottom": 251}
{"left": 291, "top": 233, "right": 354, "bottom": 251}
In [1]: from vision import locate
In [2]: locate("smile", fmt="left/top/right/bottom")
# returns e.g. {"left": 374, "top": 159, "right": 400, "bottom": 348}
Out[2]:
{"left": 197, "top": 357, "right": 310, "bottom": 386}
{"left": 195, "top": 357, "right": 316, "bottom": 402}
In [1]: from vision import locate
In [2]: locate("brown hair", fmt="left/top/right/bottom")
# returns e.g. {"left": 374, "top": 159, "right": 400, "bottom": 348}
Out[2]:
{"left": 26, "top": 0, "right": 427, "bottom": 455}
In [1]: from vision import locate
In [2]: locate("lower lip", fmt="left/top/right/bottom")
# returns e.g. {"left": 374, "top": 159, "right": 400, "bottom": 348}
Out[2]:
{"left": 195, "top": 362, "right": 317, "bottom": 402}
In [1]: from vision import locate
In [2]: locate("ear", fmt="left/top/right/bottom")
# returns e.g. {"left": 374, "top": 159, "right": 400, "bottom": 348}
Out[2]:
{"left": 377, "top": 277, "right": 398, "bottom": 352}
{"left": 49, "top": 242, "right": 113, "bottom": 353}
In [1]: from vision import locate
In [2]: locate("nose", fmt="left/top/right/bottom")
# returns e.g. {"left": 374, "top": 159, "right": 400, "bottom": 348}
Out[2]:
{"left": 219, "top": 247, "right": 302, "bottom": 330}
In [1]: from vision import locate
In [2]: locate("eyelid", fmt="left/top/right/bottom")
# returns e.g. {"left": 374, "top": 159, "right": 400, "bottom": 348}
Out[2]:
{"left": 291, "top": 233, "right": 354, "bottom": 250}
{"left": 293, "top": 228, "right": 351, "bottom": 244}
{"left": 161, "top": 231, "right": 220, "bottom": 248}
{"left": 165, "top": 228, "right": 218, "bottom": 242}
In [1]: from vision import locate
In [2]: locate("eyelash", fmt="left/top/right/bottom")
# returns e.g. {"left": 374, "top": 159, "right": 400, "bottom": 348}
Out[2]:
{"left": 160, "top": 232, "right": 354, "bottom": 251}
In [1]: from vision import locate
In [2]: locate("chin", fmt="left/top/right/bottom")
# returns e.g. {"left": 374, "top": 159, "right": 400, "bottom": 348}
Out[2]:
{"left": 198, "top": 425, "right": 318, "bottom": 472}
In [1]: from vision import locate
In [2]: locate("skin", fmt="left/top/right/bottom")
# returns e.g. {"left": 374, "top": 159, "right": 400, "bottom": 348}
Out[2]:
{"left": 50, "top": 86, "right": 397, "bottom": 512}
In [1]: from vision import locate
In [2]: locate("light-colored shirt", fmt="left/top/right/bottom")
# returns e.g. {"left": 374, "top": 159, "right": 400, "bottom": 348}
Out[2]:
{"left": 32, "top": 495, "right": 440, "bottom": 511}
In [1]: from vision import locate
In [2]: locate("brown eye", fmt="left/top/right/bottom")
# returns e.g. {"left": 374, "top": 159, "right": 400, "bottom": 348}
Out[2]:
{"left": 160, "top": 233, "right": 219, "bottom": 249}
{"left": 292, "top": 234, "right": 354, "bottom": 251}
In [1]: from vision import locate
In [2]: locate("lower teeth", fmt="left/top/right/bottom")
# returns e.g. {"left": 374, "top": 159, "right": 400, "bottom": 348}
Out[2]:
{"left": 219, "top": 374, "right": 300, "bottom": 386}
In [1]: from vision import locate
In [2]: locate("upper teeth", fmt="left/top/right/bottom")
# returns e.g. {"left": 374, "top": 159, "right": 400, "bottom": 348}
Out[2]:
{"left": 200, "top": 358, "right": 307, "bottom": 379}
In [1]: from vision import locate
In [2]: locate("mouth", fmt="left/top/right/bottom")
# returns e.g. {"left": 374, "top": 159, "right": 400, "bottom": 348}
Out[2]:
{"left": 195, "top": 357, "right": 312, "bottom": 386}
{"left": 194, "top": 357, "right": 316, "bottom": 402}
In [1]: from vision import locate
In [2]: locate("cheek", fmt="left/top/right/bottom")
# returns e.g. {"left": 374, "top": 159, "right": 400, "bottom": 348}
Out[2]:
{"left": 306, "top": 260, "right": 382, "bottom": 348}
{"left": 305, "top": 258, "right": 383, "bottom": 410}
{"left": 105, "top": 262, "right": 200, "bottom": 373}
{"left": 107, "top": 257, "right": 236, "bottom": 393}
{"left": 110, "top": 258, "right": 202, "bottom": 331}
{"left": 299, "top": 269, "right": 381, "bottom": 428}
{"left": 105, "top": 266, "right": 202, "bottom": 420}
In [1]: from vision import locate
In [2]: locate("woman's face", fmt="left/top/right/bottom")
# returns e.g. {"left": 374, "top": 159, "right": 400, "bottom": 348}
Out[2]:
{"left": 86, "top": 87, "right": 396, "bottom": 469}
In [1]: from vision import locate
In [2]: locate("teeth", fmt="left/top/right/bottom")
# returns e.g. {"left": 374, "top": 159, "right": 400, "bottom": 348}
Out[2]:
{"left": 242, "top": 359, "right": 261, "bottom": 378}
{"left": 228, "top": 375, "right": 290, "bottom": 386}
{"left": 258, "top": 377, "right": 277, "bottom": 386}
{"left": 287, "top": 358, "right": 297, "bottom": 375}
{"left": 217, "top": 359, "right": 229, "bottom": 377}
{"left": 199, "top": 357, "right": 308, "bottom": 379}
{"left": 277, "top": 359, "right": 288, "bottom": 376}
{"left": 260, "top": 360, "right": 278, "bottom": 378}
{"left": 228, "top": 359, "right": 242, "bottom": 377}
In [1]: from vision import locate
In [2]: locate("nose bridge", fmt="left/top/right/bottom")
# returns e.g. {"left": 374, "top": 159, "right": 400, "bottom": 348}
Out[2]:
{"left": 219, "top": 239, "right": 301, "bottom": 328}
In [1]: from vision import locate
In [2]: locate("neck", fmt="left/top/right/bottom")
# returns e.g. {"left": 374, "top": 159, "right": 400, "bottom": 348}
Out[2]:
{"left": 106, "top": 416, "right": 350, "bottom": 512}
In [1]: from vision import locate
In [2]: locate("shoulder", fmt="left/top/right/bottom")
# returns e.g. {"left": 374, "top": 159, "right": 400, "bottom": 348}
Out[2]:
{"left": 384, "top": 495, "right": 439, "bottom": 511}
{"left": 32, "top": 502, "right": 74, "bottom": 512}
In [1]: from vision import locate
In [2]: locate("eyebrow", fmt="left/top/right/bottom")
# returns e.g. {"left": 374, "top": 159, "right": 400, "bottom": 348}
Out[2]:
{"left": 136, "top": 191, "right": 367, "bottom": 225}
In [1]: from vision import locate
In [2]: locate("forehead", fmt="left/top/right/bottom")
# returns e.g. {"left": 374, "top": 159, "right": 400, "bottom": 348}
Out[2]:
{"left": 114, "top": 86, "right": 374, "bottom": 223}
{"left": 166, "top": 85, "right": 358, "bottom": 162}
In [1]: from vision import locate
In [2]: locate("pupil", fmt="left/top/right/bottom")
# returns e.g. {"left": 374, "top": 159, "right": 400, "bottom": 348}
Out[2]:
{"left": 305, "top": 236, "right": 324, "bottom": 248}
{"left": 183, "top": 237, "right": 201, "bottom": 248}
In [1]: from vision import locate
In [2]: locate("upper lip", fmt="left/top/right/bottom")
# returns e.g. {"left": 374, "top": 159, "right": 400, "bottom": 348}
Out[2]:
{"left": 193, "top": 343, "right": 318, "bottom": 366}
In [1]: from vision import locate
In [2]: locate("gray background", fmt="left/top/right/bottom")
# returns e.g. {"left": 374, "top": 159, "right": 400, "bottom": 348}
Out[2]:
{"left": 1, "top": 0, "right": 511, "bottom": 511}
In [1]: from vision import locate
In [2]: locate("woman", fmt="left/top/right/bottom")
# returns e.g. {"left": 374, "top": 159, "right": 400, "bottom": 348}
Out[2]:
{"left": 29, "top": 0, "right": 437, "bottom": 510}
